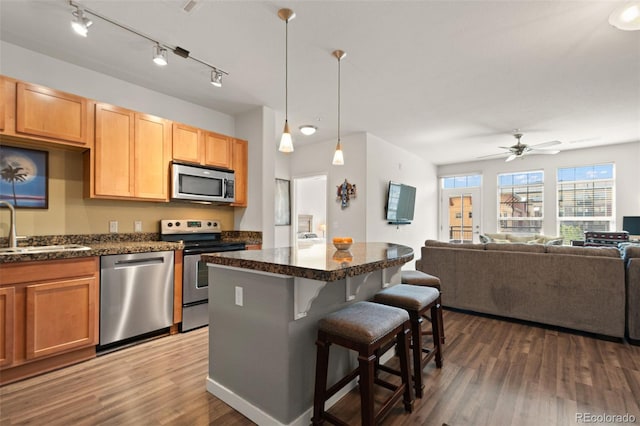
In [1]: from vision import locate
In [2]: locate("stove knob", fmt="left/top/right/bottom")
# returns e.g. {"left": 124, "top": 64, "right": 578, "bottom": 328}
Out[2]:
{"left": 176, "top": 222, "right": 181, "bottom": 227}
{"left": 208, "top": 221, "right": 213, "bottom": 227}
{"left": 167, "top": 222, "right": 173, "bottom": 227}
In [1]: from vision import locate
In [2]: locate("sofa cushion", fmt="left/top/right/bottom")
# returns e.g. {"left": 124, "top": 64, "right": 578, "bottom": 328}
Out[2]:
{"left": 545, "top": 245, "right": 620, "bottom": 258}
{"left": 508, "top": 234, "right": 537, "bottom": 243}
{"left": 544, "top": 238, "right": 564, "bottom": 246}
{"left": 485, "top": 233, "right": 509, "bottom": 241}
{"left": 479, "top": 234, "right": 492, "bottom": 243}
{"left": 486, "top": 242, "right": 546, "bottom": 253}
{"left": 619, "top": 243, "right": 640, "bottom": 262}
{"left": 425, "top": 240, "right": 485, "bottom": 250}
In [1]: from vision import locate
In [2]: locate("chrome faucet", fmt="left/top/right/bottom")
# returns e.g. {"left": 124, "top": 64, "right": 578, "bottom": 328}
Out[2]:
{"left": 0, "top": 201, "right": 17, "bottom": 248}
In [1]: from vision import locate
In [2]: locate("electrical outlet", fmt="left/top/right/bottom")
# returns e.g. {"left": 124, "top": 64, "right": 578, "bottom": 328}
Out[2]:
{"left": 134, "top": 220, "right": 142, "bottom": 232}
{"left": 235, "top": 286, "right": 243, "bottom": 306}
{"left": 109, "top": 221, "right": 118, "bottom": 233}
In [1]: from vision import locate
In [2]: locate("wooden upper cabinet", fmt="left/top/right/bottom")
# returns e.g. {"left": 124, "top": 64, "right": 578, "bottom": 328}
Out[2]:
{"left": 134, "top": 113, "right": 171, "bottom": 200}
{"left": 15, "top": 82, "right": 90, "bottom": 146}
{"left": 0, "top": 287, "right": 15, "bottom": 367}
{"left": 172, "top": 122, "right": 201, "bottom": 164}
{"left": 90, "top": 103, "right": 170, "bottom": 201}
{"left": 94, "top": 103, "right": 135, "bottom": 198}
{"left": 231, "top": 138, "right": 248, "bottom": 207}
{"left": 203, "top": 132, "right": 232, "bottom": 169}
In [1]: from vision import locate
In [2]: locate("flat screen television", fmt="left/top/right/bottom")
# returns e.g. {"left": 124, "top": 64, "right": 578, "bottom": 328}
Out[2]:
{"left": 622, "top": 216, "right": 640, "bottom": 236}
{"left": 385, "top": 181, "right": 416, "bottom": 224}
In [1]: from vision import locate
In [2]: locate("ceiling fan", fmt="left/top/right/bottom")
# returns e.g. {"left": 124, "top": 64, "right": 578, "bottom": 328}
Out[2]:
{"left": 479, "top": 131, "right": 561, "bottom": 162}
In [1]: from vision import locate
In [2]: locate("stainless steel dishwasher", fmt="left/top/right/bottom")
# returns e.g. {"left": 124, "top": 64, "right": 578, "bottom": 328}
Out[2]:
{"left": 100, "top": 251, "right": 174, "bottom": 347}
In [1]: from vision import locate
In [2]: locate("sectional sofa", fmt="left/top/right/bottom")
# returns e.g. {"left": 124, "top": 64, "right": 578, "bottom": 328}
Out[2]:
{"left": 416, "top": 240, "right": 638, "bottom": 340}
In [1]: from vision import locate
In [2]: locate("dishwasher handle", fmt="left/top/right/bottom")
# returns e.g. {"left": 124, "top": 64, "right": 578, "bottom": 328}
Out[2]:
{"left": 113, "top": 256, "right": 165, "bottom": 268}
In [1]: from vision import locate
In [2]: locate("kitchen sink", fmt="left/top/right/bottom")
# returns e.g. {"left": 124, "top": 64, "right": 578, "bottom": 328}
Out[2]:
{"left": 0, "top": 244, "right": 92, "bottom": 255}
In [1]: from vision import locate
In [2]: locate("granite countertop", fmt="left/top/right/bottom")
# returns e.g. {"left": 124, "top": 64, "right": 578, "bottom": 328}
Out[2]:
{"left": 0, "top": 230, "right": 262, "bottom": 264}
{"left": 203, "top": 242, "right": 414, "bottom": 281}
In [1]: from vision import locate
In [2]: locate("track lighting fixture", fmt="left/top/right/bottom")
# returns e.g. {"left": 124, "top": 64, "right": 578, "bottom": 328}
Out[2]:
{"left": 153, "top": 44, "right": 168, "bottom": 66}
{"left": 278, "top": 8, "right": 296, "bottom": 153}
{"left": 71, "top": 5, "right": 92, "bottom": 37}
{"left": 211, "top": 70, "right": 223, "bottom": 87}
{"left": 68, "top": 1, "right": 228, "bottom": 83}
{"left": 332, "top": 50, "right": 346, "bottom": 166}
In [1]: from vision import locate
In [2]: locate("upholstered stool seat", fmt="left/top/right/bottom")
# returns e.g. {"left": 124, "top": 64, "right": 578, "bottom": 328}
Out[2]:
{"left": 374, "top": 284, "right": 443, "bottom": 398}
{"left": 401, "top": 270, "right": 445, "bottom": 344}
{"left": 312, "top": 301, "right": 414, "bottom": 425}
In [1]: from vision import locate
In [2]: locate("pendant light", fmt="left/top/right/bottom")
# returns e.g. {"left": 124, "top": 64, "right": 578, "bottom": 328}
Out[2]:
{"left": 332, "top": 50, "right": 346, "bottom": 165}
{"left": 278, "top": 8, "right": 296, "bottom": 153}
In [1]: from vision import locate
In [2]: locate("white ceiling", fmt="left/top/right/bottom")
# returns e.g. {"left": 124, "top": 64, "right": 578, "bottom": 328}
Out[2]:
{"left": 1, "top": 0, "right": 639, "bottom": 165}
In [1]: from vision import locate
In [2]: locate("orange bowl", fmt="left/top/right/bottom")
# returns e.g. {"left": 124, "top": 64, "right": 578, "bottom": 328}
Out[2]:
{"left": 332, "top": 237, "right": 353, "bottom": 251}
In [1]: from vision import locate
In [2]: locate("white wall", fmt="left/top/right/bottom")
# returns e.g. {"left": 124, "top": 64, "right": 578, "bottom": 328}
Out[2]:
{"left": 295, "top": 176, "right": 327, "bottom": 236}
{"left": 438, "top": 141, "right": 640, "bottom": 236}
{"left": 291, "top": 133, "right": 368, "bottom": 243}
{"left": 1, "top": 41, "right": 234, "bottom": 134}
{"left": 365, "top": 134, "right": 438, "bottom": 268}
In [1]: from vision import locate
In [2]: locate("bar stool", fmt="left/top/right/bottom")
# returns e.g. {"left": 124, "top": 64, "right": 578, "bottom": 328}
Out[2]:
{"left": 373, "top": 284, "right": 443, "bottom": 398}
{"left": 401, "top": 270, "right": 445, "bottom": 344}
{"left": 312, "top": 301, "right": 414, "bottom": 426}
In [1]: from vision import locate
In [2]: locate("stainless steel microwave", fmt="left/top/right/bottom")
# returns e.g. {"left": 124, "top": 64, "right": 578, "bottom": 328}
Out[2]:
{"left": 171, "top": 162, "right": 235, "bottom": 203}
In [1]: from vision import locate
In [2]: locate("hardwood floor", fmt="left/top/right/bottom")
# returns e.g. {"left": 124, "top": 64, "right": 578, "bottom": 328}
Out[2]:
{"left": 1, "top": 310, "right": 639, "bottom": 425}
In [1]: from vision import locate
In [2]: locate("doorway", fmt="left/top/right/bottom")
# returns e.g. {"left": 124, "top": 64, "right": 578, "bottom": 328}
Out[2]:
{"left": 292, "top": 175, "right": 328, "bottom": 246}
{"left": 440, "top": 188, "right": 481, "bottom": 243}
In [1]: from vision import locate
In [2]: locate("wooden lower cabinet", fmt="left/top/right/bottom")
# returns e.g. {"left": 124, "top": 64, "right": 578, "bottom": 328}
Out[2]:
{"left": 0, "top": 257, "right": 99, "bottom": 384}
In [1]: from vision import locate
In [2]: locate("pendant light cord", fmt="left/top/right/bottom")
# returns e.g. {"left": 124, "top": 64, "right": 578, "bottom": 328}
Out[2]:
{"left": 285, "top": 18, "right": 289, "bottom": 121}
{"left": 337, "top": 55, "right": 341, "bottom": 143}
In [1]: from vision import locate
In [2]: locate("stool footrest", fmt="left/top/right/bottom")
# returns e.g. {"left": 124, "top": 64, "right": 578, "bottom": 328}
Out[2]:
{"left": 377, "top": 364, "right": 401, "bottom": 376}
{"left": 325, "top": 368, "right": 360, "bottom": 402}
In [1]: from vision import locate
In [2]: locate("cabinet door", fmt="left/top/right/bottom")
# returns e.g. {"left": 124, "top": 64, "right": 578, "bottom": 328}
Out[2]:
{"left": 172, "top": 122, "right": 201, "bottom": 164}
{"left": 25, "top": 277, "right": 98, "bottom": 360}
{"left": 0, "top": 287, "right": 15, "bottom": 367}
{"left": 203, "top": 132, "right": 232, "bottom": 169}
{"left": 134, "top": 113, "right": 171, "bottom": 200}
{"left": 94, "top": 103, "right": 134, "bottom": 197}
{"left": 15, "top": 82, "right": 88, "bottom": 145}
{"left": 231, "top": 138, "right": 248, "bottom": 207}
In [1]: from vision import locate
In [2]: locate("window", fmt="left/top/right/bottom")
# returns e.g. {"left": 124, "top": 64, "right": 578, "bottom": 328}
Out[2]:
{"left": 442, "top": 174, "right": 481, "bottom": 189}
{"left": 497, "top": 171, "right": 543, "bottom": 233}
{"left": 557, "top": 163, "right": 614, "bottom": 243}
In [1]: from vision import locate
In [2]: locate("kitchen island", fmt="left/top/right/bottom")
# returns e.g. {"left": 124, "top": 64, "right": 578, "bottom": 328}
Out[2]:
{"left": 202, "top": 242, "right": 413, "bottom": 426}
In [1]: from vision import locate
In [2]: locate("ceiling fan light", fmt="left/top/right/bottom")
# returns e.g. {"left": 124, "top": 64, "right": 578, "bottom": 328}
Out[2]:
{"left": 153, "top": 44, "right": 168, "bottom": 66}
{"left": 609, "top": 2, "right": 640, "bottom": 30}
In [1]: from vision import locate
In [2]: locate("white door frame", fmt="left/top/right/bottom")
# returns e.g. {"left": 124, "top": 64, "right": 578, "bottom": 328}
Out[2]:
{"left": 439, "top": 187, "right": 482, "bottom": 243}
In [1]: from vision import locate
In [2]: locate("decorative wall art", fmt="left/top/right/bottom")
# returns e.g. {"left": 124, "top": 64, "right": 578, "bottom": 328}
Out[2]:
{"left": 275, "top": 178, "right": 291, "bottom": 225}
{"left": 0, "top": 146, "right": 48, "bottom": 209}
{"left": 336, "top": 179, "right": 356, "bottom": 209}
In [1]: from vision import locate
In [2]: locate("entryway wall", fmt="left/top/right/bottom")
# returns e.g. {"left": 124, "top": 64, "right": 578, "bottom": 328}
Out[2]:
{"left": 292, "top": 175, "right": 327, "bottom": 244}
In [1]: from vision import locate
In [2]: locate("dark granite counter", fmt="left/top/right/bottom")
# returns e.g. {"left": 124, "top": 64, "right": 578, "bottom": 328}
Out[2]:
{"left": 202, "top": 242, "right": 413, "bottom": 281}
{"left": 0, "top": 231, "right": 263, "bottom": 264}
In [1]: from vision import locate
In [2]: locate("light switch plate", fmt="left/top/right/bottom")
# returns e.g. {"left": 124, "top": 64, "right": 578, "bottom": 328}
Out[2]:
{"left": 134, "top": 220, "right": 142, "bottom": 232}
{"left": 109, "top": 221, "right": 118, "bottom": 233}
{"left": 235, "top": 286, "right": 243, "bottom": 306}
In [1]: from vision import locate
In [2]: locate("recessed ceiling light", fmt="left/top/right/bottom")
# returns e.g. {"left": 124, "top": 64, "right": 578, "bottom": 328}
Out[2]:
{"left": 299, "top": 125, "right": 317, "bottom": 136}
{"left": 609, "top": 2, "right": 640, "bottom": 31}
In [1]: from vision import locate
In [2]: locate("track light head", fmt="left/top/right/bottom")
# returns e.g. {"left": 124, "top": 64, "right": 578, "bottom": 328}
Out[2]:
{"left": 153, "top": 44, "right": 168, "bottom": 66}
{"left": 71, "top": 7, "right": 92, "bottom": 37}
{"left": 211, "top": 70, "right": 223, "bottom": 87}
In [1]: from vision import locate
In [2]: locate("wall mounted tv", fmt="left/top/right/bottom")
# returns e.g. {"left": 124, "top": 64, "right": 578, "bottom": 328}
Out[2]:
{"left": 385, "top": 181, "right": 416, "bottom": 224}
{"left": 623, "top": 216, "right": 640, "bottom": 236}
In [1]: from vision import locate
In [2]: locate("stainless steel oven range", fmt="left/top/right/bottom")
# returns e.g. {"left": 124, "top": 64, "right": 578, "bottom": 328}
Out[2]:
{"left": 160, "top": 219, "right": 246, "bottom": 332}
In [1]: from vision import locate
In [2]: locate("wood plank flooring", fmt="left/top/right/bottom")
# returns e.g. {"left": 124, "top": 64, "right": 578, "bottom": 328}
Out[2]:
{"left": 1, "top": 309, "right": 639, "bottom": 425}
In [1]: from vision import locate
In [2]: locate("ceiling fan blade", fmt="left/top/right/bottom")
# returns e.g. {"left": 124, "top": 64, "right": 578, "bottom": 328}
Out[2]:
{"left": 530, "top": 149, "right": 560, "bottom": 155}
{"left": 505, "top": 154, "right": 517, "bottom": 162}
{"left": 530, "top": 140, "right": 561, "bottom": 149}
{"left": 477, "top": 152, "right": 510, "bottom": 159}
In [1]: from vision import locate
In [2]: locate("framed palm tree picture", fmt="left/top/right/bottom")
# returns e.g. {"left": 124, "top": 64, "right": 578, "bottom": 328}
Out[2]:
{"left": 0, "top": 146, "right": 48, "bottom": 209}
